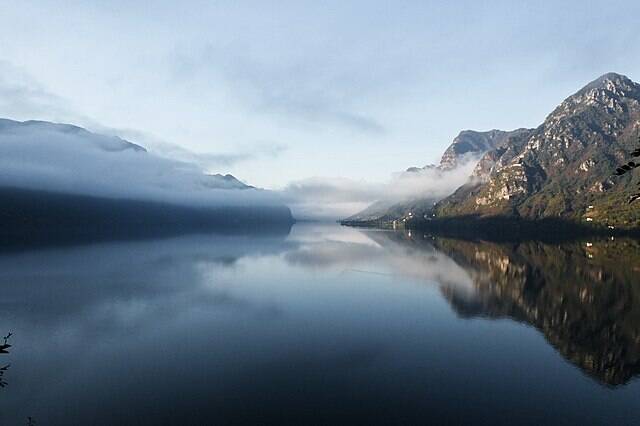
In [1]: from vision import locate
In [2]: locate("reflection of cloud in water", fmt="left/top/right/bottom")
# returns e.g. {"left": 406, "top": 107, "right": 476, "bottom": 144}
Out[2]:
{"left": 3, "top": 224, "right": 640, "bottom": 424}
{"left": 285, "top": 226, "right": 640, "bottom": 386}
{"left": 0, "top": 226, "right": 404, "bottom": 424}
{"left": 285, "top": 240, "right": 385, "bottom": 268}
{"left": 0, "top": 231, "right": 296, "bottom": 423}
{"left": 287, "top": 223, "right": 383, "bottom": 246}
{"left": 284, "top": 225, "right": 475, "bottom": 294}
{"left": 0, "top": 233, "right": 294, "bottom": 333}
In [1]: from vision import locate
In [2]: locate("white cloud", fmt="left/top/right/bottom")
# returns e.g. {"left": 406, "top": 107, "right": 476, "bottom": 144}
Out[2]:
{"left": 0, "top": 119, "right": 283, "bottom": 208}
{"left": 281, "top": 159, "right": 478, "bottom": 219}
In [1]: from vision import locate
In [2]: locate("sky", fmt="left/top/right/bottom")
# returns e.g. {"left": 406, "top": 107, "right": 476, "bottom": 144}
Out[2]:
{"left": 1, "top": 0, "right": 640, "bottom": 192}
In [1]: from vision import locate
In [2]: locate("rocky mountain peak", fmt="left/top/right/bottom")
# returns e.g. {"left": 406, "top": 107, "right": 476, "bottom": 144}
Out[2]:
{"left": 205, "top": 173, "right": 253, "bottom": 190}
{"left": 581, "top": 72, "right": 636, "bottom": 93}
{"left": 548, "top": 72, "right": 640, "bottom": 125}
{"left": 343, "top": 128, "right": 531, "bottom": 223}
{"left": 345, "top": 73, "right": 640, "bottom": 227}
{"left": 438, "top": 129, "right": 511, "bottom": 170}
{"left": 436, "top": 73, "right": 640, "bottom": 226}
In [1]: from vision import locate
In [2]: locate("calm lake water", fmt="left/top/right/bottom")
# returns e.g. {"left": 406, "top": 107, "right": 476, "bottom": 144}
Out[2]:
{"left": 1, "top": 223, "right": 640, "bottom": 425}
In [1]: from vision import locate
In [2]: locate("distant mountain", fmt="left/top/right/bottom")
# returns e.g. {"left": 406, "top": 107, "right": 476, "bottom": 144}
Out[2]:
{"left": 0, "top": 118, "right": 254, "bottom": 192}
{"left": 405, "top": 129, "right": 527, "bottom": 174}
{"left": 206, "top": 174, "right": 253, "bottom": 190}
{"left": 0, "top": 119, "right": 294, "bottom": 243}
{"left": 438, "top": 129, "right": 532, "bottom": 170}
{"left": 344, "top": 197, "right": 438, "bottom": 223}
{"left": 0, "top": 186, "right": 294, "bottom": 248}
{"left": 343, "top": 199, "right": 397, "bottom": 222}
{"left": 436, "top": 72, "right": 640, "bottom": 227}
{"left": 0, "top": 118, "right": 147, "bottom": 152}
{"left": 344, "top": 128, "right": 532, "bottom": 223}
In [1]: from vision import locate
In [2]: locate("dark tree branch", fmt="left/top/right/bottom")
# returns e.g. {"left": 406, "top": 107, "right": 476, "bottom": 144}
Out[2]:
{"left": 612, "top": 135, "right": 640, "bottom": 203}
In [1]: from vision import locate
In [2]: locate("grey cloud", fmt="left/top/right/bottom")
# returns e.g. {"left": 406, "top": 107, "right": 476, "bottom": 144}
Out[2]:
{"left": 284, "top": 177, "right": 381, "bottom": 203}
{"left": 251, "top": 85, "right": 386, "bottom": 135}
{"left": 146, "top": 139, "right": 288, "bottom": 169}
{"left": 168, "top": 44, "right": 387, "bottom": 135}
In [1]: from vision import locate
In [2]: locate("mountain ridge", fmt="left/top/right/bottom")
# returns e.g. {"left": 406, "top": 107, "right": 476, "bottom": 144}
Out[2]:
{"left": 0, "top": 117, "right": 258, "bottom": 196}
{"left": 344, "top": 128, "right": 530, "bottom": 222}
{"left": 344, "top": 72, "right": 640, "bottom": 229}
{"left": 435, "top": 72, "right": 640, "bottom": 227}
{"left": 0, "top": 118, "right": 295, "bottom": 243}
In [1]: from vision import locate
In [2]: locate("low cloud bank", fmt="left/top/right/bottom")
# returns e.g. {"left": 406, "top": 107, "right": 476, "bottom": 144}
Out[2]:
{"left": 281, "top": 160, "right": 478, "bottom": 220}
{"left": 0, "top": 119, "right": 283, "bottom": 208}
{"left": 0, "top": 117, "right": 478, "bottom": 220}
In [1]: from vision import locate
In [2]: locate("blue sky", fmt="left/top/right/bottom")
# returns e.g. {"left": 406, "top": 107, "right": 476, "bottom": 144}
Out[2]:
{"left": 1, "top": 0, "right": 640, "bottom": 189}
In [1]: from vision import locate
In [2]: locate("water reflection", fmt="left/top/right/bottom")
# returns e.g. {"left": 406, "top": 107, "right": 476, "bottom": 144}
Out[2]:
{"left": 0, "top": 230, "right": 294, "bottom": 424}
{"left": 0, "top": 333, "right": 10, "bottom": 354}
{"left": 377, "top": 231, "right": 640, "bottom": 386}
{"left": 2, "top": 224, "right": 640, "bottom": 424}
{"left": 0, "top": 333, "right": 11, "bottom": 388}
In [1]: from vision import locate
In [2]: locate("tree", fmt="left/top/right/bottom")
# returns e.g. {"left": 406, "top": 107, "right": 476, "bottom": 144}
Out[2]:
{"left": 613, "top": 135, "right": 640, "bottom": 203}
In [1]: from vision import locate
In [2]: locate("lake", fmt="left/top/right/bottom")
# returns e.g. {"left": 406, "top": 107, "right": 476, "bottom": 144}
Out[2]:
{"left": 1, "top": 223, "right": 639, "bottom": 425}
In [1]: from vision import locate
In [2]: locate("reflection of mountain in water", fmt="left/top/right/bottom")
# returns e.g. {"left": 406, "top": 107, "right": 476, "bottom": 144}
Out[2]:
{"left": 0, "top": 186, "right": 295, "bottom": 251}
{"left": 386, "top": 231, "right": 640, "bottom": 386}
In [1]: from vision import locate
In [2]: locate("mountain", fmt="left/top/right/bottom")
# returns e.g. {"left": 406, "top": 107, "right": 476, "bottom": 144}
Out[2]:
{"left": 413, "top": 129, "right": 532, "bottom": 172}
{"left": 344, "top": 197, "right": 438, "bottom": 224}
{"left": 206, "top": 174, "right": 253, "bottom": 190}
{"left": 438, "top": 129, "right": 531, "bottom": 170}
{"left": 0, "top": 118, "right": 254, "bottom": 192}
{"left": 436, "top": 72, "right": 640, "bottom": 227}
{"left": 342, "top": 199, "right": 397, "bottom": 222}
{"left": 343, "top": 128, "right": 532, "bottom": 223}
{"left": 0, "top": 119, "right": 294, "bottom": 245}
{"left": 0, "top": 186, "right": 294, "bottom": 248}
{"left": 0, "top": 118, "right": 147, "bottom": 152}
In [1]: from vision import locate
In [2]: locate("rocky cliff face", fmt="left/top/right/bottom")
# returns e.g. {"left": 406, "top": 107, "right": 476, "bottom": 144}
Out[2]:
{"left": 405, "top": 129, "right": 528, "bottom": 173}
{"left": 437, "top": 73, "right": 640, "bottom": 227}
{"left": 439, "top": 129, "right": 530, "bottom": 170}
{"left": 344, "top": 129, "right": 530, "bottom": 223}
